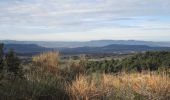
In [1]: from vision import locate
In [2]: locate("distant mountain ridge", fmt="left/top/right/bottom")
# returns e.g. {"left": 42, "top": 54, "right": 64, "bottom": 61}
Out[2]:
{"left": 2, "top": 42, "right": 170, "bottom": 56}
{"left": 1, "top": 40, "right": 170, "bottom": 48}
{"left": 59, "top": 44, "right": 170, "bottom": 54}
{"left": 3, "top": 44, "right": 51, "bottom": 56}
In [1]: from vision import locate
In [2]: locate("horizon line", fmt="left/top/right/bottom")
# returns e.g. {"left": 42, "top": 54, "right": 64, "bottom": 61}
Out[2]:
{"left": 0, "top": 39, "right": 170, "bottom": 43}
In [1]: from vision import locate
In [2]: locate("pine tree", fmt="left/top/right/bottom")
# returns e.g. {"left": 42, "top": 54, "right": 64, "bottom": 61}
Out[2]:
{"left": 0, "top": 43, "right": 4, "bottom": 71}
{"left": 5, "top": 49, "right": 21, "bottom": 76}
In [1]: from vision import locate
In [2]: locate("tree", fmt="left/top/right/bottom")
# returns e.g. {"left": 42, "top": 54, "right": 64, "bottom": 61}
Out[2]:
{"left": 5, "top": 49, "right": 21, "bottom": 76}
{"left": 0, "top": 43, "right": 4, "bottom": 71}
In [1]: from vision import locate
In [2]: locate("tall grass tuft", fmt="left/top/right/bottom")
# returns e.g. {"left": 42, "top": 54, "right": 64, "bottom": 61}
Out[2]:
{"left": 67, "top": 73, "right": 170, "bottom": 100}
{"left": 32, "top": 51, "right": 59, "bottom": 73}
{"left": 24, "top": 51, "right": 69, "bottom": 100}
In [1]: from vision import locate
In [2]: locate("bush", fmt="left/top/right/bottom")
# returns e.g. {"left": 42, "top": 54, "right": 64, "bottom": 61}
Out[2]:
{"left": 0, "top": 43, "right": 4, "bottom": 71}
{"left": 20, "top": 51, "right": 68, "bottom": 100}
{"left": 67, "top": 73, "right": 170, "bottom": 100}
{"left": 32, "top": 51, "right": 59, "bottom": 73}
{"left": 5, "top": 49, "right": 21, "bottom": 76}
{"left": 85, "top": 51, "right": 170, "bottom": 74}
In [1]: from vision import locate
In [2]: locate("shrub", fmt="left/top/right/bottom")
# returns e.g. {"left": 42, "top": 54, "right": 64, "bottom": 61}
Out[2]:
{"left": 0, "top": 43, "right": 4, "bottom": 71}
{"left": 5, "top": 49, "right": 22, "bottom": 77}
{"left": 59, "top": 61, "right": 86, "bottom": 81}
{"left": 85, "top": 51, "right": 170, "bottom": 74}
{"left": 32, "top": 51, "right": 59, "bottom": 73}
{"left": 67, "top": 73, "right": 170, "bottom": 100}
{"left": 23, "top": 51, "right": 69, "bottom": 100}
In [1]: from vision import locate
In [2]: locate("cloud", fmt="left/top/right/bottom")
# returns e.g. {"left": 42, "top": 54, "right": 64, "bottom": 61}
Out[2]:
{"left": 0, "top": 0, "right": 170, "bottom": 41}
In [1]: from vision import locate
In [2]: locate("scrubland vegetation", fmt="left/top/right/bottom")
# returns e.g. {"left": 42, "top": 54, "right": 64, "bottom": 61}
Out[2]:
{"left": 0, "top": 43, "right": 170, "bottom": 100}
{"left": 67, "top": 73, "right": 169, "bottom": 100}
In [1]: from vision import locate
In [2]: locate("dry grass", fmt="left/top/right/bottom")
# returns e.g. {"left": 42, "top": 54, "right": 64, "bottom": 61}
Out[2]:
{"left": 10, "top": 52, "right": 170, "bottom": 100}
{"left": 67, "top": 73, "right": 170, "bottom": 100}
{"left": 128, "top": 73, "right": 170, "bottom": 100}
{"left": 32, "top": 51, "right": 59, "bottom": 73}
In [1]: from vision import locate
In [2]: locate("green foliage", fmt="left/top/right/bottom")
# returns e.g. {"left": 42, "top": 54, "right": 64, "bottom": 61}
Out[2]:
{"left": 0, "top": 44, "right": 22, "bottom": 76}
{"left": 122, "top": 51, "right": 170, "bottom": 72}
{"left": 86, "top": 51, "right": 170, "bottom": 73}
{"left": 5, "top": 49, "right": 22, "bottom": 76}
{"left": 0, "top": 51, "right": 169, "bottom": 100}
{"left": 0, "top": 43, "right": 4, "bottom": 71}
{"left": 86, "top": 59, "right": 120, "bottom": 73}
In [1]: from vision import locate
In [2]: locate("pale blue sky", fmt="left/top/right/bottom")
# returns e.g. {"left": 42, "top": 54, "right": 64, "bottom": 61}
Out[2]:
{"left": 0, "top": 0, "right": 170, "bottom": 41}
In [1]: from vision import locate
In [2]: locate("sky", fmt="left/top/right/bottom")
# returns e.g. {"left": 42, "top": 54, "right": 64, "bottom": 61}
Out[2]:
{"left": 0, "top": 0, "right": 170, "bottom": 41}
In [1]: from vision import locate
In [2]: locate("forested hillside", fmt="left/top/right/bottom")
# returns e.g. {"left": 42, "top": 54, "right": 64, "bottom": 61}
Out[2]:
{"left": 86, "top": 51, "right": 170, "bottom": 73}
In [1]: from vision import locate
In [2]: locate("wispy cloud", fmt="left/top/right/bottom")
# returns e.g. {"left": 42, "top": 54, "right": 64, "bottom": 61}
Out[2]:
{"left": 0, "top": 0, "right": 170, "bottom": 41}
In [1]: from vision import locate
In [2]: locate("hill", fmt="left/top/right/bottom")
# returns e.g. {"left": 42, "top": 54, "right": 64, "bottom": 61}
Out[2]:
{"left": 1, "top": 40, "right": 170, "bottom": 48}
{"left": 4, "top": 44, "right": 51, "bottom": 56}
{"left": 59, "top": 44, "right": 170, "bottom": 54}
{"left": 2, "top": 43, "right": 170, "bottom": 56}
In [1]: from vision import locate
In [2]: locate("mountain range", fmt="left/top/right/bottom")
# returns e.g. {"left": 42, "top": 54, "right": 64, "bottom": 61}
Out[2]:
{"left": 3, "top": 44, "right": 50, "bottom": 56}
{"left": 2, "top": 42, "right": 170, "bottom": 56}
{"left": 59, "top": 44, "right": 170, "bottom": 54}
{"left": 1, "top": 40, "right": 170, "bottom": 48}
